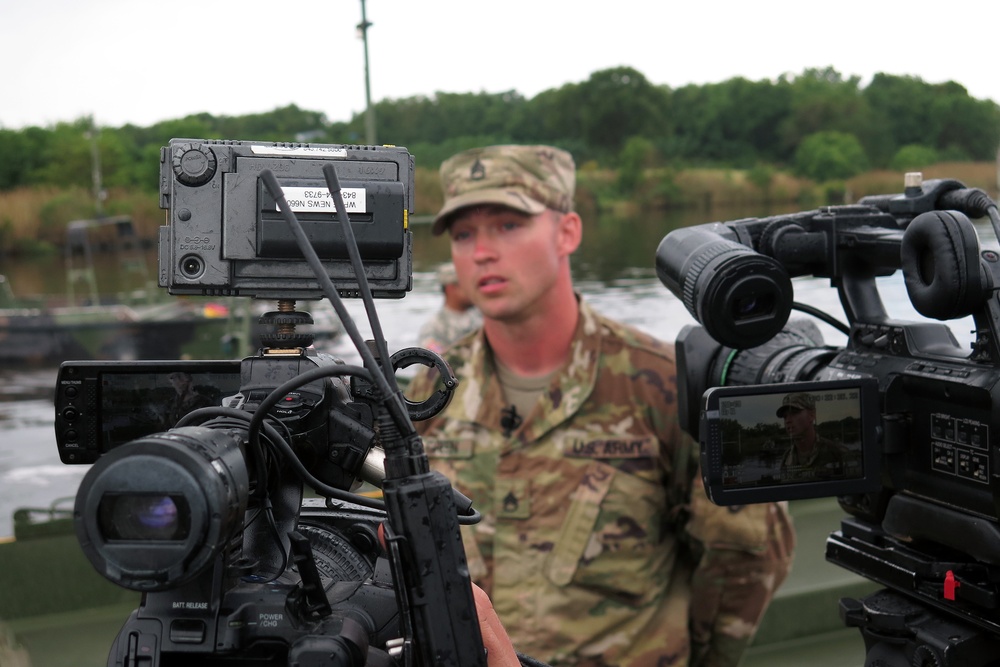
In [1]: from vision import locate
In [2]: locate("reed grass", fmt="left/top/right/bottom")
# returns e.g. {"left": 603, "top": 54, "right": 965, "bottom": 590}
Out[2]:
{"left": 2, "top": 162, "right": 996, "bottom": 254}
{"left": 847, "top": 162, "right": 999, "bottom": 200}
{"left": 0, "top": 186, "right": 163, "bottom": 254}
{"left": 670, "top": 169, "right": 814, "bottom": 208}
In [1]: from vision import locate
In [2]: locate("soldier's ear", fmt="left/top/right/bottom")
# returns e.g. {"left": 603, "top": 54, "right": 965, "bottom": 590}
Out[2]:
{"left": 555, "top": 211, "right": 582, "bottom": 257}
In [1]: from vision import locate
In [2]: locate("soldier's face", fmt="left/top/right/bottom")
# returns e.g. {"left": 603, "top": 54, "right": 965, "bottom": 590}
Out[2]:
{"left": 783, "top": 408, "right": 814, "bottom": 440}
{"left": 448, "top": 205, "right": 577, "bottom": 323}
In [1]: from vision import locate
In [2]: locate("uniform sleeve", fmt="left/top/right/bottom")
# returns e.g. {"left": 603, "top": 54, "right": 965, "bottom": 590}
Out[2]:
{"left": 417, "top": 316, "right": 443, "bottom": 354}
{"left": 683, "top": 469, "right": 796, "bottom": 667}
{"left": 641, "top": 348, "right": 794, "bottom": 667}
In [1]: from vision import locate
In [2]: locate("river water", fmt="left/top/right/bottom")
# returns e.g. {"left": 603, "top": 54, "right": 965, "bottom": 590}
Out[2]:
{"left": 1, "top": 206, "right": 994, "bottom": 539}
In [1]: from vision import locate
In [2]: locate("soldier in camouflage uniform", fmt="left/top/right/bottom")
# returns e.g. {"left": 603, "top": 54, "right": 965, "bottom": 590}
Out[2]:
{"left": 407, "top": 145, "right": 795, "bottom": 667}
{"left": 777, "top": 392, "right": 848, "bottom": 480}
{"left": 418, "top": 262, "right": 483, "bottom": 354}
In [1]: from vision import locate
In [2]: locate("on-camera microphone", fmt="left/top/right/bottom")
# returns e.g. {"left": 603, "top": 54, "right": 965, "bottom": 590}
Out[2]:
{"left": 500, "top": 405, "right": 522, "bottom": 437}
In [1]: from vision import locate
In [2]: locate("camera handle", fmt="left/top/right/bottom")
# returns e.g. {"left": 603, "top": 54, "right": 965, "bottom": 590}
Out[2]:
{"left": 377, "top": 409, "right": 488, "bottom": 667}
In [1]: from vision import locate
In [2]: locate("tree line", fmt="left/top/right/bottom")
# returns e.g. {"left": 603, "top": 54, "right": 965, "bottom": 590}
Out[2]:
{"left": 1, "top": 65, "right": 997, "bottom": 193}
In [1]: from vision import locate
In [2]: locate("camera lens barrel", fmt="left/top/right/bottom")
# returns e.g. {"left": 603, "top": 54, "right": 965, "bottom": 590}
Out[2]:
{"left": 714, "top": 320, "right": 836, "bottom": 386}
{"left": 74, "top": 426, "right": 249, "bottom": 591}
{"left": 656, "top": 227, "right": 793, "bottom": 348}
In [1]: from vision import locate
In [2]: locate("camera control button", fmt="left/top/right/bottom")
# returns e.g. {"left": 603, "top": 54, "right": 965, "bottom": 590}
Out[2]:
{"left": 280, "top": 394, "right": 304, "bottom": 408}
{"left": 169, "top": 619, "right": 206, "bottom": 644}
{"left": 62, "top": 407, "right": 79, "bottom": 421}
{"left": 171, "top": 143, "right": 217, "bottom": 187}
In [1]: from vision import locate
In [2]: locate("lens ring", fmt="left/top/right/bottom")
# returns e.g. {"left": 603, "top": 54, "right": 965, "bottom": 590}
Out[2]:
{"left": 74, "top": 427, "right": 248, "bottom": 591}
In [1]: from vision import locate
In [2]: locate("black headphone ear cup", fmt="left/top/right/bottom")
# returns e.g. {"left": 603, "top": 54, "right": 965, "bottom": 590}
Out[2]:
{"left": 901, "top": 210, "right": 986, "bottom": 320}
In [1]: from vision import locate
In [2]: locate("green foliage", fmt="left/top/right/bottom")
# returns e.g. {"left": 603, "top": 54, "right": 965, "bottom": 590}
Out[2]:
{"left": 777, "top": 68, "right": 879, "bottom": 164}
{"left": 1, "top": 66, "right": 997, "bottom": 200}
{"left": 862, "top": 73, "right": 936, "bottom": 164}
{"left": 863, "top": 74, "right": 1000, "bottom": 165}
{"left": 890, "top": 144, "right": 939, "bottom": 171}
{"left": 10, "top": 236, "right": 57, "bottom": 257}
{"left": 821, "top": 180, "right": 848, "bottom": 205}
{"left": 669, "top": 77, "right": 792, "bottom": 165}
{"left": 406, "top": 135, "right": 517, "bottom": 171}
{"left": 340, "top": 91, "right": 526, "bottom": 149}
{"left": 616, "top": 136, "right": 659, "bottom": 194}
{"left": 747, "top": 163, "right": 776, "bottom": 193}
{"left": 36, "top": 189, "right": 95, "bottom": 242}
{"left": 25, "top": 119, "right": 94, "bottom": 189}
{"left": 928, "top": 92, "right": 999, "bottom": 160}
{"left": 569, "top": 67, "right": 671, "bottom": 156}
{"left": 0, "top": 129, "right": 45, "bottom": 189}
{"left": 794, "top": 131, "right": 869, "bottom": 182}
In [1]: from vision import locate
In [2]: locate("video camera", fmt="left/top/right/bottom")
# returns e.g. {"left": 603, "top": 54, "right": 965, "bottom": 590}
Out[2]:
{"left": 656, "top": 173, "right": 1000, "bottom": 665}
{"left": 53, "top": 139, "right": 490, "bottom": 667}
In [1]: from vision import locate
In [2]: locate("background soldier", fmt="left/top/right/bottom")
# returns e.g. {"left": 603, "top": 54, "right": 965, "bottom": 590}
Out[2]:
{"left": 418, "top": 262, "right": 482, "bottom": 353}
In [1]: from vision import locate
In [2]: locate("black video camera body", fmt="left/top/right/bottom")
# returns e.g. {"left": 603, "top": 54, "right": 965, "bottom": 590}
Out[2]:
{"left": 657, "top": 176, "right": 1000, "bottom": 526}
{"left": 657, "top": 174, "right": 1000, "bottom": 659}
{"left": 58, "top": 350, "right": 405, "bottom": 665}
{"left": 55, "top": 140, "right": 488, "bottom": 667}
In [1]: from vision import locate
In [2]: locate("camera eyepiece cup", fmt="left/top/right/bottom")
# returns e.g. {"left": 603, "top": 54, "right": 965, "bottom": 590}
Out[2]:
{"left": 656, "top": 227, "right": 793, "bottom": 349}
{"left": 74, "top": 426, "right": 249, "bottom": 591}
{"left": 900, "top": 209, "right": 989, "bottom": 321}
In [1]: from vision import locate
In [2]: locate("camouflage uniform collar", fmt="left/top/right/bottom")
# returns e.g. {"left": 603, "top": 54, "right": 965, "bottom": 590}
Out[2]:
{"left": 469, "top": 297, "right": 602, "bottom": 446}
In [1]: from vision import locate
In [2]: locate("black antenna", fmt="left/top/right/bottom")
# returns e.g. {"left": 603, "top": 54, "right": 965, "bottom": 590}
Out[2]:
{"left": 259, "top": 169, "right": 411, "bottom": 434}
{"left": 321, "top": 163, "right": 397, "bottom": 388}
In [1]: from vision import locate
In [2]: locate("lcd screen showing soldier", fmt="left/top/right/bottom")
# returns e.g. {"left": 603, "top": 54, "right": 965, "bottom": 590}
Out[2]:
{"left": 712, "top": 385, "right": 872, "bottom": 489}
{"left": 701, "top": 379, "right": 881, "bottom": 504}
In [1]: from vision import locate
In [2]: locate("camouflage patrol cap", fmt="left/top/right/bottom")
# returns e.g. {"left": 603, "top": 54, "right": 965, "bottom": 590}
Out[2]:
{"left": 776, "top": 392, "right": 816, "bottom": 417}
{"left": 432, "top": 144, "right": 576, "bottom": 235}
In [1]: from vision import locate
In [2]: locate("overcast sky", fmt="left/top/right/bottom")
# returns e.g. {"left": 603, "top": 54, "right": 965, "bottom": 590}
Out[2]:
{"left": 3, "top": 0, "right": 999, "bottom": 130}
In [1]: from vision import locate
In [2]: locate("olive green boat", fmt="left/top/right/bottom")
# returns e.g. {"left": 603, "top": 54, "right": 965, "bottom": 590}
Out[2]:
{"left": 0, "top": 296, "right": 246, "bottom": 364}
{"left": 0, "top": 498, "right": 873, "bottom": 667}
{"left": 0, "top": 216, "right": 246, "bottom": 365}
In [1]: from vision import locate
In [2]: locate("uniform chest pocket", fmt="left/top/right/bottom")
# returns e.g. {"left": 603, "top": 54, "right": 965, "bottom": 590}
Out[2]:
{"left": 543, "top": 461, "right": 670, "bottom": 600}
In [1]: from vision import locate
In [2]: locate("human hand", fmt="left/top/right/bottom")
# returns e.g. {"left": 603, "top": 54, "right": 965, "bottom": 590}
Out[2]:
{"left": 472, "top": 583, "right": 520, "bottom": 667}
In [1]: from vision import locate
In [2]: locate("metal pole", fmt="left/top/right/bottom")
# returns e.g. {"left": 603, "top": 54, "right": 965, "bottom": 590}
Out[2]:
{"left": 358, "top": 0, "right": 376, "bottom": 145}
{"left": 87, "top": 116, "right": 105, "bottom": 216}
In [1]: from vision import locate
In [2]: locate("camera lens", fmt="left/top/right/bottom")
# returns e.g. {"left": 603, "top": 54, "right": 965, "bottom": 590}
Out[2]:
{"left": 97, "top": 493, "right": 191, "bottom": 541}
{"left": 656, "top": 226, "right": 793, "bottom": 348}
{"left": 74, "top": 427, "right": 249, "bottom": 591}
{"left": 732, "top": 293, "right": 775, "bottom": 320}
